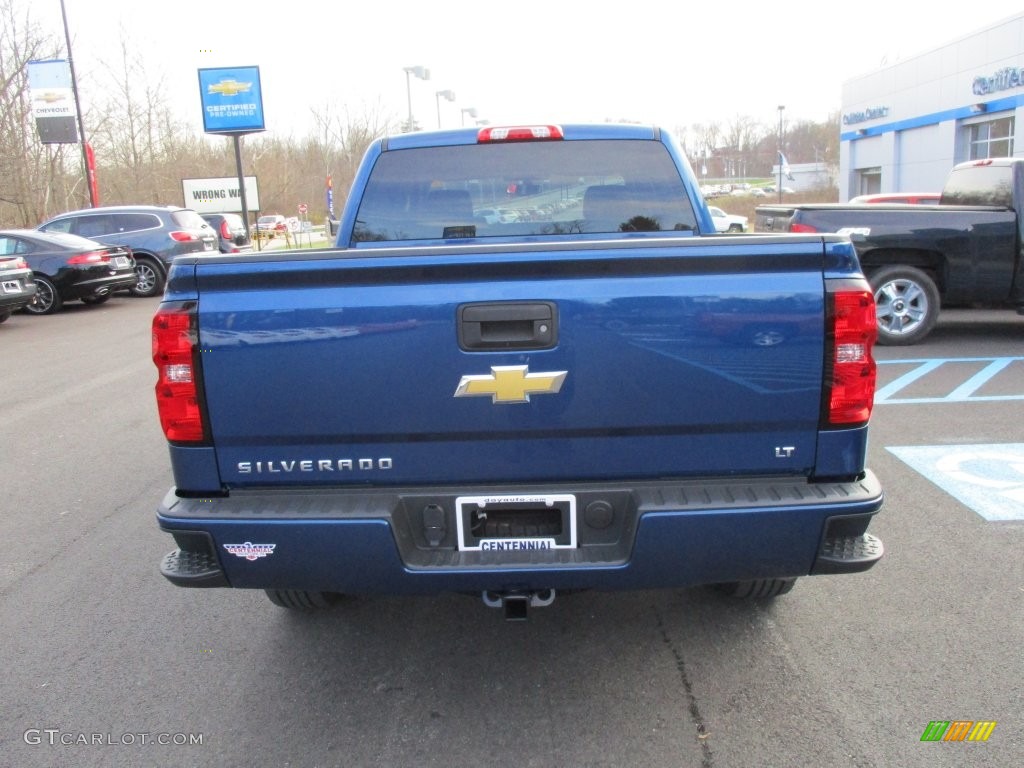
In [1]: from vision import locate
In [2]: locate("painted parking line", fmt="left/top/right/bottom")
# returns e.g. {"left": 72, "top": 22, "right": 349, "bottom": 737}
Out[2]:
{"left": 876, "top": 357, "right": 1024, "bottom": 404}
{"left": 887, "top": 444, "right": 1024, "bottom": 521}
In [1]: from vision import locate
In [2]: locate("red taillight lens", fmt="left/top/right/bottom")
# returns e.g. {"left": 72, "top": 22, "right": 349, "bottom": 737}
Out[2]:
{"left": 12, "top": 257, "right": 28, "bottom": 269}
{"left": 220, "top": 221, "right": 231, "bottom": 238}
{"left": 169, "top": 231, "right": 197, "bottom": 242}
{"left": 477, "top": 125, "right": 563, "bottom": 142}
{"left": 67, "top": 250, "right": 110, "bottom": 264}
{"left": 153, "top": 305, "right": 205, "bottom": 442}
{"left": 790, "top": 223, "right": 818, "bottom": 233}
{"left": 826, "top": 289, "right": 877, "bottom": 426}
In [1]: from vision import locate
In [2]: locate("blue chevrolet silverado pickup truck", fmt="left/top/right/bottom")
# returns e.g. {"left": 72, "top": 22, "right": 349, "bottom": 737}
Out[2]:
{"left": 153, "top": 124, "right": 883, "bottom": 618}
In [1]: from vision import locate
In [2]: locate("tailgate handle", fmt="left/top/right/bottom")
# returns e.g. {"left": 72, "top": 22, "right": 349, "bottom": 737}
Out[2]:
{"left": 458, "top": 302, "right": 557, "bottom": 351}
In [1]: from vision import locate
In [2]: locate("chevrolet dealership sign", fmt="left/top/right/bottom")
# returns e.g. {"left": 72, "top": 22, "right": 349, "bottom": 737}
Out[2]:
{"left": 198, "top": 66, "right": 265, "bottom": 134}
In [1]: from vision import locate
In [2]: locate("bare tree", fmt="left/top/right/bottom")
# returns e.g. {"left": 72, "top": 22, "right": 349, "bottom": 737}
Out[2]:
{"left": 0, "top": 0, "right": 69, "bottom": 226}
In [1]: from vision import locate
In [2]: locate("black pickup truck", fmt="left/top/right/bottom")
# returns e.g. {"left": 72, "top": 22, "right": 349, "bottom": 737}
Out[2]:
{"left": 756, "top": 158, "right": 1024, "bottom": 345}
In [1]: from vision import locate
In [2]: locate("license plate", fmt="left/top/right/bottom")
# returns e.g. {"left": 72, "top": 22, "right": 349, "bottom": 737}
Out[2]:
{"left": 2, "top": 280, "right": 21, "bottom": 294}
{"left": 204, "top": 242, "right": 214, "bottom": 251}
{"left": 455, "top": 493, "right": 577, "bottom": 551}
{"left": 113, "top": 256, "right": 130, "bottom": 268}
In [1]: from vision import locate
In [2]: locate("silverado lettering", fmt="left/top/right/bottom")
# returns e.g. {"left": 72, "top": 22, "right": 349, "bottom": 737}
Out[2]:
{"left": 153, "top": 123, "right": 884, "bottom": 618}
{"left": 237, "top": 459, "right": 393, "bottom": 473}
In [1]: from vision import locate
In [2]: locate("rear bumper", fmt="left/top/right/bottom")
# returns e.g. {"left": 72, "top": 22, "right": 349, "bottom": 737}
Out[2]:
{"left": 63, "top": 272, "right": 138, "bottom": 300}
{"left": 0, "top": 274, "right": 37, "bottom": 312}
{"left": 158, "top": 472, "right": 884, "bottom": 594}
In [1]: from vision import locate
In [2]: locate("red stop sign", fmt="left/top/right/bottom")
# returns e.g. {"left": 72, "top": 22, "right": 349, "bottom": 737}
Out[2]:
{"left": 298, "top": 203, "right": 308, "bottom": 214}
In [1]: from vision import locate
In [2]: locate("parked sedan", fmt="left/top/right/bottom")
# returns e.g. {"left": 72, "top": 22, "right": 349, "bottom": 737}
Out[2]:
{"left": 708, "top": 206, "right": 748, "bottom": 233}
{"left": 0, "top": 253, "right": 38, "bottom": 323}
{"left": 0, "top": 229, "right": 136, "bottom": 315}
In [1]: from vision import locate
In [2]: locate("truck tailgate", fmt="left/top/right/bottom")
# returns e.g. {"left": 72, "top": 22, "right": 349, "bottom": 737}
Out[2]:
{"left": 191, "top": 238, "right": 827, "bottom": 487}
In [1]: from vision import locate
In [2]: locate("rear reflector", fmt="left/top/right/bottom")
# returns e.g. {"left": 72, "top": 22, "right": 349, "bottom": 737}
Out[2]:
{"left": 153, "top": 304, "right": 206, "bottom": 442}
{"left": 478, "top": 125, "right": 563, "bottom": 142}
{"left": 825, "top": 289, "right": 877, "bottom": 426}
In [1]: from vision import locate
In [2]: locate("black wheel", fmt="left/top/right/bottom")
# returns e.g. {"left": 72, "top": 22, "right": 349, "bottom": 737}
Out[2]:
{"left": 711, "top": 578, "right": 797, "bottom": 599}
{"left": 0, "top": 311, "right": 10, "bottom": 324}
{"left": 727, "top": 223, "right": 744, "bottom": 233}
{"left": 81, "top": 294, "right": 111, "bottom": 305}
{"left": 869, "top": 265, "right": 940, "bottom": 346}
{"left": 264, "top": 589, "right": 343, "bottom": 610}
{"left": 129, "top": 257, "right": 165, "bottom": 297}
{"left": 25, "top": 276, "right": 63, "bottom": 315}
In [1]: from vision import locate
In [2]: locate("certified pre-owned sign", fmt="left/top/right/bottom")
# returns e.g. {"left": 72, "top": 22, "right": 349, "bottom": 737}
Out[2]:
{"left": 198, "top": 66, "right": 265, "bottom": 135}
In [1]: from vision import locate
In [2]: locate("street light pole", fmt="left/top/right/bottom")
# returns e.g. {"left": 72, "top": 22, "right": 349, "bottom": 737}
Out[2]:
{"left": 777, "top": 105, "right": 785, "bottom": 203}
{"left": 435, "top": 89, "right": 455, "bottom": 129}
{"left": 402, "top": 66, "right": 430, "bottom": 132}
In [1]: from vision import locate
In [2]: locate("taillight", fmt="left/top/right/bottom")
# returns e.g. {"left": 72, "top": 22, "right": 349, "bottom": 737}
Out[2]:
{"left": 220, "top": 221, "right": 231, "bottom": 238}
{"left": 169, "top": 231, "right": 197, "bottom": 242}
{"left": 790, "top": 222, "right": 818, "bottom": 233}
{"left": 824, "top": 288, "right": 877, "bottom": 427}
{"left": 477, "top": 125, "right": 563, "bottom": 142}
{"left": 12, "top": 257, "right": 28, "bottom": 270}
{"left": 153, "top": 303, "right": 206, "bottom": 443}
{"left": 67, "top": 250, "right": 110, "bottom": 264}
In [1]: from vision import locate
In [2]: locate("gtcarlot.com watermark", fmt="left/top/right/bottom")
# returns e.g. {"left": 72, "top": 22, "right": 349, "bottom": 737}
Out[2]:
{"left": 24, "top": 729, "right": 204, "bottom": 747}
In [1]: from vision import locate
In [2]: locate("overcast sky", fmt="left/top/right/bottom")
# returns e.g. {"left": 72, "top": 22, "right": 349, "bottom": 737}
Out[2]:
{"left": 32, "top": 1, "right": 1024, "bottom": 137}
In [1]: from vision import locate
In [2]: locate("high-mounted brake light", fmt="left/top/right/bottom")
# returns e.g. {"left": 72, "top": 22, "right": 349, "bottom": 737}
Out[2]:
{"left": 790, "top": 222, "right": 818, "bottom": 234}
{"left": 477, "top": 125, "right": 564, "bottom": 143}
{"left": 67, "top": 250, "right": 110, "bottom": 264}
{"left": 824, "top": 289, "right": 877, "bottom": 426}
{"left": 153, "top": 304, "right": 206, "bottom": 442}
{"left": 169, "top": 231, "right": 197, "bottom": 242}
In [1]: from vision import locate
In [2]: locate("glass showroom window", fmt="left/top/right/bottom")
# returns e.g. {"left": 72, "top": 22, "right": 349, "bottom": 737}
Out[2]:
{"left": 968, "top": 117, "right": 1014, "bottom": 160}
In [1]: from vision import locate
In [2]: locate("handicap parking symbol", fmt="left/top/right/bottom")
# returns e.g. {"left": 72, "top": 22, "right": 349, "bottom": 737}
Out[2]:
{"left": 888, "top": 444, "right": 1024, "bottom": 521}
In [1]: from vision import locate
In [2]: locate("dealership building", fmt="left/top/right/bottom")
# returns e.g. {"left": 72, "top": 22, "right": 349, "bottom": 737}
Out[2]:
{"left": 839, "top": 13, "right": 1023, "bottom": 200}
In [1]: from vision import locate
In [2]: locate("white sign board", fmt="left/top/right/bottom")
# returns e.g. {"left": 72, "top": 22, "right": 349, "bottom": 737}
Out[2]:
{"left": 182, "top": 176, "right": 260, "bottom": 214}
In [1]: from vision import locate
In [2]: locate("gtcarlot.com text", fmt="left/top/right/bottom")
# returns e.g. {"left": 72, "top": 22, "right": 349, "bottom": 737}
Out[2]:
{"left": 24, "top": 729, "right": 204, "bottom": 747}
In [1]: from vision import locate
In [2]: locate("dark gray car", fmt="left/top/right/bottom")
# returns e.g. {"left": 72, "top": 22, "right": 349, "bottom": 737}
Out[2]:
{"left": 200, "top": 213, "right": 252, "bottom": 254}
{"left": 38, "top": 205, "right": 217, "bottom": 297}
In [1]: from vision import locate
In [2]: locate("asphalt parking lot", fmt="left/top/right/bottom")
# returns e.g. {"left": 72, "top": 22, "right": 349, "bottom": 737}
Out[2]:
{"left": 1, "top": 299, "right": 1021, "bottom": 768}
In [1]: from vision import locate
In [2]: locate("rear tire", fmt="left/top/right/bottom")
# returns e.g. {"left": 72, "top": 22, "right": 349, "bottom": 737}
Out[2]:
{"left": 711, "top": 578, "right": 797, "bottom": 599}
{"left": 0, "top": 311, "right": 10, "bottom": 323}
{"left": 869, "top": 265, "right": 940, "bottom": 346}
{"left": 25, "top": 276, "right": 62, "bottom": 315}
{"left": 81, "top": 294, "right": 111, "bottom": 305}
{"left": 130, "top": 257, "right": 165, "bottom": 297}
{"left": 264, "top": 589, "right": 343, "bottom": 610}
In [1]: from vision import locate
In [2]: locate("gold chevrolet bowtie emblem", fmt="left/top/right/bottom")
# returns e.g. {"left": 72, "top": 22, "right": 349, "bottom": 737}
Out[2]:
{"left": 208, "top": 79, "right": 252, "bottom": 97}
{"left": 454, "top": 365, "right": 567, "bottom": 404}
{"left": 35, "top": 91, "right": 67, "bottom": 104}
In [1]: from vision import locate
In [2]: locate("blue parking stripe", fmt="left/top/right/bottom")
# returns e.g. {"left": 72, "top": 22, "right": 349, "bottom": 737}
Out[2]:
{"left": 876, "top": 357, "right": 1024, "bottom": 404}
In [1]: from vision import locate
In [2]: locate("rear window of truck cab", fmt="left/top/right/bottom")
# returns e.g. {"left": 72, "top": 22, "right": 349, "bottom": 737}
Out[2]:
{"left": 941, "top": 164, "right": 1014, "bottom": 207}
{"left": 351, "top": 139, "right": 699, "bottom": 243}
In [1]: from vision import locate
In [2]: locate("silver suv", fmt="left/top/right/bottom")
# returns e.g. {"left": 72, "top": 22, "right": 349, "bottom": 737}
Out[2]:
{"left": 38, "top": 205, "right": 217, "bottom": 297}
